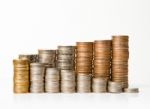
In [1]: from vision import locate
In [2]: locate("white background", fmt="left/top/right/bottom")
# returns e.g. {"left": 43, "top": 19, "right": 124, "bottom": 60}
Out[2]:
{"left": 0, "top": 0, "right": 150, "bottom": 109}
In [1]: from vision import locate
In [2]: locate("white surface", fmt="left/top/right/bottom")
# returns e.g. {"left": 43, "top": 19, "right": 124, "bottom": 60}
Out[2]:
{"left": 0, "top": 0, "right": 150, "bottom": 109}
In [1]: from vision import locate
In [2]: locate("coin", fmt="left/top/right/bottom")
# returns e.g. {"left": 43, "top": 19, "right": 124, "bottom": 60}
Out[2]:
{"left": 45, "top": 68, "right": 60, "bottom": 93}
{"left": 61, "top": 70, "right": 76, "bottom": 93}
{"left": 124, "top": 88, "right": 139, "bottom": 93}
{"left": 111, "top": 36, "right": 129, "bottom": 88}
{"left": 57, "top": 46, "right": 75, "bottom": 70}
{"left": 58, "top": 46, "right": 75, "bottom": 55}
{"left": 92, "top": 77, "right": 107, "bottom": 93}
{"left": 19, "top": 54, "right": 39, "bottom": 63}
{"left": 13, "top": 59, "right": 29, "bottom": 93}
{"left": 93, "top": 40, "right": 111, "bottom": 80}
{"left": 76, "top": 42, "right": 93, "bottom": 75}
{"left": 77, "top": 74, "right": 91, "bottom": 93}
{"left": 30, "top": 63, "right": 45, "bottom": 93}
{"left": 38, "top": 49, "right": 56, "bottom": 66}
{"left": 108, "top": 81, "right": 123, "bottom": 93}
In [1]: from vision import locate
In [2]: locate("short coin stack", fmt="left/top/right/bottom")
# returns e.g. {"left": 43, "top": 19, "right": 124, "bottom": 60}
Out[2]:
{"left": 61, "top": 70, "right": 76, "bottom": 93}
{"left": 92, "top": 77, "right": 107, "bottom": 93}
{"left": 57, "top": 46, "right": 75, "bottom": 93}
{"left": 45, "top": 68, "right": 60, "bottom": 93}
{"left": 19, "top": 54, "right": 39, "bottom": 63}
{"left": 111, "top": 36, "right": 129, "bottom": 88}
{"left": 108, "top": 81, "right": 123, "bottom": 93}
{"left": 13, "top": 59, "right": 29, "bottom": 93}
{"left": 38, "top": 50, "right": 56, "bottom": 67}
{"left": 76, "top": 42, "right": 93, "bottom": 92}
{"left": 30, "top": 63, "right": 45, "bottom": 93}
{"left": 77, "top": 74, "right": 91, "bottom": 93}
{"left": 93, "top": 40, "right": 112, "bottom": 80}
{"left": 124, "top": 88, "right": 139, "bottom": 93}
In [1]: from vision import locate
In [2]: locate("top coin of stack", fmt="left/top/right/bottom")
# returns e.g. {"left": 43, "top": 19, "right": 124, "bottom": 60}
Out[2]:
{"left": 19, "top": 54, "right": 39, "bottom": 63}
{"left": 93, "top": 40, "right": 112, "bottom": 80}
{"left": 76, "top": 42, "right": 93, "bottom": 74}
{"left": 57, "top": 46, "right": 75, "bottom": 70}
{"left": 13, "top": 59, "right": 29, "bottom": 93}
{"left": 111, "top": 36, "right": 129, "bottom": 88}
{"left": 38, "top": 50, "right": 56, "bottom": 67}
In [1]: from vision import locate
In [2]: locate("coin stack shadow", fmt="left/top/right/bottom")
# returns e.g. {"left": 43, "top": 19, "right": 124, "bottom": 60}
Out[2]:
{"left": 57, "top": 46, "right": 76, "bottom": 93}
{"left": 45, "top": 68, "right": 60, "bottom": 93}
{"left": 111, "top": 36, "right": 129, "bottom": 88}
{"left": 13, "top": 59, "right": 29, "bottom": 93}
{"left": 76, "top": 42, "right": 93, "bottom": 93}
{"left": 30, "top": 63, "right": 45, "bottom": 93}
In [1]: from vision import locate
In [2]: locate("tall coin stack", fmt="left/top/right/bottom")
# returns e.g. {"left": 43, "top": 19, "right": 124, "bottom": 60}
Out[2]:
{"left": 38, "top": 50, "right": 56, "bottom": 67}
{"left": 45, "top": 68, "right": 60, "bottom": 93}
{"left": 13, "top": 59, "right": 29, "bottom": 93}
{"left": 30, "top": 63, "right": 45, "bottom": 93}
{"left": 111, "top": 36, "right": 129, "bottom": 88}
{"left": 19, "top": 54, "right": 39, "bottom": 63}
{"left": 93, "top": 40, "right": 112, "bottom": 80}
{"left": 57, "top": 46, "right": 75, "bottom": 93}
{"left": 92, "top": 77, "right": 107, "bottom": 93}
{"left": 76, "top": 42, "right": 93, "bottom": 93}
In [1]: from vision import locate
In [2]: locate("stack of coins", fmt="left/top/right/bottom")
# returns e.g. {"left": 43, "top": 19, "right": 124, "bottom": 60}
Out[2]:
{"left": 13, "top": 59, "right": 29, "bottom": 93}
{"left": 76, "top": 42, "right": 93, "bottom": 93}
{"left": 108, "top": 81, "right": 123, "bottom": 93}
{"left": 92, "top": 77, "right": 107, "bottom": 93}
{"left": 19, "top": 54, "right": 39, "bottom": 63}
{"left": 45, "top": 68, "right": 60, "bottom": 93}
{"left": 93, "top": 40, "right": 112, "bottom": 80}
{"left": 76, "top": 42, "right": 93, "bottom": 74}
{"left": 111, "top": 36, "right": 129, "bottom": 88}
{"left": 30, "top": 63, "right": 45, "bottom": 93}
{"left": 77, "top": 74, "right": 91, "bottom": 93}
{"left": 57, "top": 46, "right": 75, "bottom": 93}
{"left": 57, "top": 46, "right": 75, "bottom": 70}
{"left": 38, "top": 50, "right": 56, "bottom": 67}
{"left": 61, "top": 70, "right": 76, "bottom": 93}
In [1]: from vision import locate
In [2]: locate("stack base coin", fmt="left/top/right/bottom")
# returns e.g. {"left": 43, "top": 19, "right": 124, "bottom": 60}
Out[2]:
{"left": 61, "top": 70, "right": 76, "bottom": 93}
{"left": 45, "top": 68, "right": 60, "bottom": 93}
{"left": 30, "top": 63, "right": 45, "bottom": 93}
{"left": 108, "top": 81, "right": 123, "bottom": 93}
{"left": 92, "top": 77, "right": 107, "bottom": 93}
{"left": 77, "top": 74, "right": 91, "bottom": 93}
{"left": 124, "top": 88, "right": 139, "bottom": 93}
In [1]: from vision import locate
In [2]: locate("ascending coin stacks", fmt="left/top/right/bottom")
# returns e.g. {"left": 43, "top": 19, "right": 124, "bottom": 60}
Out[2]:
{"left": 12, "top": 36, "right": 139, "bottom": 94}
